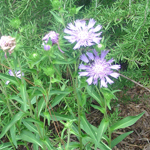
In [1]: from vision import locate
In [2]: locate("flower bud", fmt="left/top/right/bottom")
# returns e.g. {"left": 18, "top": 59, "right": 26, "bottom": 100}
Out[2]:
{"left": 0, "top": 36, "right": 16, "bottom": 56}
{"left": 42, "top": 31, "right": 59, "bottom": 45}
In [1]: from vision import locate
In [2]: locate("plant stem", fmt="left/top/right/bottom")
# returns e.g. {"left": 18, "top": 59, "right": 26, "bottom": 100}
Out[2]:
{"left": 68, "top": 65, "right": 82, "bottom": 149}
{"left": 66, "top": 128, "right": 70, "bottom": 150}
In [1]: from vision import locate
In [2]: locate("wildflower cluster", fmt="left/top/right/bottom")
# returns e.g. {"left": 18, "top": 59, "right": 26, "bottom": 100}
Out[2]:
{"left": 63, "top": 18, "right": 120, "bottom": 87}
{"left": 1, "top": 18, "right": 120, "bottom": 87}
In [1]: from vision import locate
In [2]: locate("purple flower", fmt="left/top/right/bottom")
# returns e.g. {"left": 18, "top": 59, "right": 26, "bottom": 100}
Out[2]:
{"left": 64, "top": 18, "right": 102, "bottom": 49}
{"left": 79, "top": 50, "right": 120, "bottom": 87}
{"left": 42, "top": 31, "right": 64, "bottom": 53}
{"left": 42, "top": 31, "right": 59, "bottom": 45}
{"left": 44, "top": 45, "right": 51, "bottom": 51}
{"left": 6, "top": 70, "right": 24, "bottom": 84}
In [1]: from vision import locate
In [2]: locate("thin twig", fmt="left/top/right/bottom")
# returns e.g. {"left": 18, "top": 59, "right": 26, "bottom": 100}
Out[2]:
{"left": 119, "top": 73, "right": 150, "bottom": 92}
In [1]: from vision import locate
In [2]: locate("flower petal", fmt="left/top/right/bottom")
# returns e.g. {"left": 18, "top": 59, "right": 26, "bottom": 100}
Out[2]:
{"left": 101, "top": 50, "right": 109, "bottom": 59}
{"left": 93, "top": 25, "right": 102, "bottom": 32}
{"left": 93, "top": 49, "right": 98, "bottom": 57}
{"left": 109, "top": 72, "right": 120, "bottom": 78}
{"left": 9, "top": 70, "right": 14, "bottom": 76}
{"left": 107, "top": 58, "right": 114, "bottom": 64}
{"left": 88, "top": 18, "right": 96, "bottom": 29}
{"left": 86, "top": 52, "right": 94, "bottom": 60}
{"left": 44, "top": 45, "right": 50, "bottom": 51}
{"left": 101, "top": 79, "right": 107, "bottom": 87}
{"left": 6, "top": 81, "right": 10, "bottom": 85}
{"left": 110, "top": 65, "right": 121, "bottom": 70}
{"left": 80, "top": 54, "right": 89, "bottom": 63}
{"left": 79, "top": 64, "right": 88, "bottom": 70}
{"left": 86, "top": 76, "right": 93, "bottom": 85}
{"left": 79, "top": 72, "right": 89, "bottom": 76}
{"left": 105, "top": 76, "right": 114, "bottom": 84}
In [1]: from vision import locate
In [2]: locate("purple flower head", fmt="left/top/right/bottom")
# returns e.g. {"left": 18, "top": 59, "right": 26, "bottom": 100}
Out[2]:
{"left": 64, "top": 18, "right": 102, "bottom": 49}
{"left": 44, "top": 45, "right": 51, "bottom": 51}
{"left": 42, "top": 31, "right": 59, "bottom": 45}
{"left": 6, "top": 70, "right": 24, "bottom": 84}
{"left": 79, "top": 50, "right": 121, "bottom": 87}
{"left": 42, "top": 31, "right": 64, "bottom": 53}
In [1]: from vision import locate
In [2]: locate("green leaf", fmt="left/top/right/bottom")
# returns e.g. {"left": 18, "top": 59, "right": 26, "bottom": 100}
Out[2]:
{"left": 49, "top": 89, "right": 71, "bottom": 95}
{"left": 67, "top": 142, "right": 80, "bottom": 149}
{"left": 17, "top": 130, "right": 43, "bottom": 148}
{"left": 81, "top": 93, "right": 87, "bottom": 107}
{"left": 0, "top": 142, "right": 11, "bottom": 150}
{"left": 91, "top": 104, "right": 105, "bottom": 114}
{"left": 23, "top": 118, "right": 44, "bottom": 127}
{"left": 22, "top": 68, "right": 37, "bottom": 74}
{"left": 37, "top": 97, "right": 45, "bottom": 117}
{"left": 9, "top": 96, "right": 23, "bottom": 104}
{"left": 52, "top": 58, "right": 76, "bottom": 64}
{"left": 51, "top": 94, "right": 65, "bottom": 108}
{"left": 97, "top": 141, "right": 112, "bottom": 150}
{"left": 50, "top": 11, "right": 65, "bottom": 26}
{"left": 97, "top": 119, "right": 109, "bottom": 142}
{"left": 32, "top": 55, "right": 46, "bottom": 66}
{"left": 43, "top": 112, "right": 51, "bottom": 126}
{"left": 76, "top": 88, "right": 82, "bottom": 107}
{"left": 75, "top": 5, "right": 84, "bottom": 14}
{"left": 33, "top": 143, "right": 39, "bottom": 150}
{"left": 49, "top": 112, "right": 73, "bottom": 121}
{"left": 20, "top": 83, "right": 28, "bottom": 111}
{"left": 101, "top": 88, "right": 117, "bottom": 110}
{"left": 10, "top": 125, "right": 17, "bottom": 148}
{"left": 43, "top": 136, "right": 54, "bottom": 149}
{"left": 0, "top": 111, "right": 24, "bottom": 138}
{"left": 111, "top": 131, "right": 133, "bottom": 148}
{"left": 0, "top": 73, "right": 18, "bottom": 85}
{"left": 110, "top": 111, "right": 145, "bottom": 132}
{"left": 86, "top": 85, "right": 103, "bottom": 107}
{"left": 22, "top": 120, "right": 39, "bottom": 134}
{"left": 80, "top": 114, "right": 97, "bottom": 143}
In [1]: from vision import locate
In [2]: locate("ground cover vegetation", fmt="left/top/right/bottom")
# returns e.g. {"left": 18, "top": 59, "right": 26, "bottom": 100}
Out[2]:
{"left": 0, "top": 0, "right": 149, "bottom": 149}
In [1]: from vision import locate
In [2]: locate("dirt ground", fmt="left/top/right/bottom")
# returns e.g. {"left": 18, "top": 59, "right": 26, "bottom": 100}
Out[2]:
{"left": 113, "top": 85, "right": 150, "bottom": 150}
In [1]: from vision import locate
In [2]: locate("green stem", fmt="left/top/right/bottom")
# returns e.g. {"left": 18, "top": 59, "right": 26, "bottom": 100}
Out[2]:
{"left": 108, "top": 125, "right": 111, "bottom": 148}
{"left": 98, "top": 87, "right": 111, "bottom": 148}
{"left": 76, "top": 91, "right": 82, "bottom": 150}
{"left": 68, "top": 64, "right": 82, "bottom": 149}
{"left": 66, "top": 128, "right": 70, "bottom": 150}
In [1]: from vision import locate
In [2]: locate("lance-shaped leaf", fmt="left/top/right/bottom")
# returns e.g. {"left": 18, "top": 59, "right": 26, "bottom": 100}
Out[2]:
{"left": 17, "top": 130, "right": 43, "bottom": 148}
{"left": 111, "top": 131, "right": 133, "bottom": 148}
{"left": 97, "top": 118, "right": 109, "bottom": 142}
{"left": 110, "top": 111, "right": 145, "bottom": 132}
{"left": 0, "top": 73, "right": 18, "bottom": 85}
{"left": 0, "top": 111, "right": 24, "bottom": 138}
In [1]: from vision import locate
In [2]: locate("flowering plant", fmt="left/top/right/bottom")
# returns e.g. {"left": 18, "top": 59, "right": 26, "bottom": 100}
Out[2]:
{"left": 0, "top": 3, "right": 145, "bottom": 150}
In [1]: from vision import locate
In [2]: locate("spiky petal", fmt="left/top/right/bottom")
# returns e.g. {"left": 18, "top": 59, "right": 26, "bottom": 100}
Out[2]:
{"left": 6, "top": 70, "right": 24, "bottom": 84}
{"left": 64, "top": 19, "right": 102, "bottom": 49}
{"left": 79, "top": 50, "right": 120, "bottom": 87}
